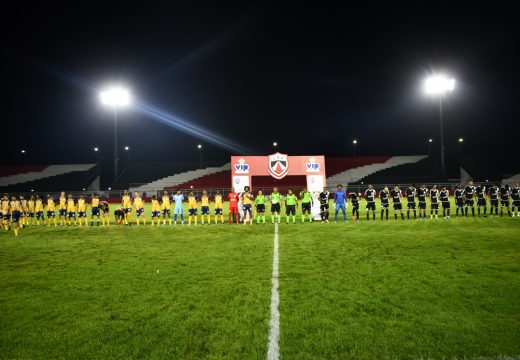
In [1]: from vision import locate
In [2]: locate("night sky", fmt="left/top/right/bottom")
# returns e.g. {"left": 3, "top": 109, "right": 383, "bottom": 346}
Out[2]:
{"left": 2, "top": 1, "right": 519, "bottom": 171}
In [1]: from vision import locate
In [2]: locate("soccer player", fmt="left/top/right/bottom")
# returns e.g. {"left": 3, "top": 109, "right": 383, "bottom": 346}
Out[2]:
{"left": 9, "top": 195, "right": 21, "bottom": 236}
{"left": 406, "top": 184, "right": 417, "bottom": 220}
{"left": 58, "top": 192, "right": 67, "bottom": 226}
{"left": 173, "top": 190, "right": 185, "bottom": 225}
{"left": 134, "top": 192, "right": 145, "bottom": 225}
{"left": 150, "top": 195, "right": 161, "bottom": 226}
{"left": 27, "top": 195, "right": 36, "bottom": 226}
{"left": 2, "top": 194, "right": 10, "bottom": 231}
{"left": 364, "top": 185, "right": 376, "bottom": 221}
{"left": 46, "top": 195, "right": 57, "bottom": 226}
{"left": 475, "top": 183, "right": 487, "bottom": 217}
{"left": 161, "top": 191, "right": 172, "bottom": 226}
{"left": 500, "top": 184, "right": 511, "bottom": 217}
{"left": 379, "top": 187, "right": 390, "bottom": 220}
{"left": 334, "top": 184, "right": 348, "bottom": 223}
{"left": 440, "top": 186, "right": 451, "bottom": 219}
{"left": 255, "top": 190, "right": 266, "bottom": 224}
{"left": 66, "top": 194, "right": 76, "bottom": 226}
{"left": 77, "top": 195, "right": 87, "bottom": 226}
{"left": 350, "top": 191, "right": 360, "bottom": 222}
{"left": 114, "top": 207, "right": 125, "bottom": 225}
{"left": 454, "top": 184, "right": 465, "bottom": 217}
{"left": 91, "top": 193, "right": 101, "bottom": 226}
{"left": 430, "top": 185, "right": 440, "bottom": 219}
{"left": 228, "top": 190, "right": 239, "bottom": 224}
{"left": 35, "top": 195, "right": 45, "bottom": 226}
{"left": 100, "top": 200, "right": 110, "bottom": 226}
{"left": 417, "top": 184, "right": 428, "bottom": 220}
{"left": 122, "top": 190, "right": 133, "bottom": 226}
{"left": 200, "top": 191, "right": 211, "bottom": 225}
{"left": 511, "top": 182, "right": 520, "bottom": 217}
{"left": 464, "top": 181, "right": 476, "bottom": 217}
{"left": 242, "top": 186, "right": 253, "bottom": 225}
{"left": 238, "top": 193, "right": 244, "bottom": 223}
{"left": 188, "top": 192, "right": 198, "bottom": 225}
{"left": 391, "top": 185, "right": 405, "bottom": 220}
{"left": 213, "top": 190, "right": 224, "bottom": 224}
{"left": 285, "top": 189, "right": 298, "bottom": 224}
{"left": 319, "top": 187, "right": 330, "bottom": 223}
{"left": 269, "top": 187, "right": 283, "bottom": 224}
{"left": 299, "top": 187, "right": 312, "bottom": 223}
{"left": 19, "top": 195, "right": 27, "bottom": 228}
{"left": 488, "top": 183, "right": 499, "bottom": 217}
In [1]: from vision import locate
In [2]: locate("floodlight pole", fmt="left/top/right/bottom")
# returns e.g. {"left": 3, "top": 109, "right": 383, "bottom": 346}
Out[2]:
{"left": 438, "top": 94, "right": 445, "bottom": 175}
{"left": 113, "top": 108, "right": 118, "bottom": 184}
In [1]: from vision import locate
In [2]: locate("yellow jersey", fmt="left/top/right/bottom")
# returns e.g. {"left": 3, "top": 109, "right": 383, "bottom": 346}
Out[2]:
{"left": 122, "top": 195, "right": 132, "bottom": 208}
{"left": 67, "top": 199, "right": 75, "bottom": 212}
{"left": 10, "top": 201, "right": 21, "bottom": 212}
{"left": 162, "top": 196, "right": 171, "bottom": 210}
{"left": 134, "top": 197, "right": 144, "bottom": 210}
{"left": 152, "top": 199, "right": 161, "bottom": 212}
{"left": 243, "top": 193, "right": 253, "bottom": 205}
{"left": 28, "top": 200, "right": 35, "bottom": 213}
{"left": 20, "top": 200, "right": 27, "bottom": 212}
{"left": 78, "top": 199, "right": 86, "bottom": 212}
{"left": 35, "top": 200, "right": 44, "bottom": 212}
{"left": 201, "top": 196, "right": 209, "bottom": 207}
{"left": 59, "top": 196, "right": 67, "bottom": 209}
{"left": 1, "top": 200, "right": 9, "bottom": 213}
{"left": 47, "top": 199, "right": 56, "bottom": 211}
{"left": 188, "top": 196, "right": 197, "bottom": 209}
{"left": 92, "top": 198, "right": 100, "bottom": 208}
{"left": 214, "top": 195, "right": 223, "bottom": 209}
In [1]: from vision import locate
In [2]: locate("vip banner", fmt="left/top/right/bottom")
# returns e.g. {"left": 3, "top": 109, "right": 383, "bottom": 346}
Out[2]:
{"left": 231, "top": 153, "right": 326, "bottom": 193}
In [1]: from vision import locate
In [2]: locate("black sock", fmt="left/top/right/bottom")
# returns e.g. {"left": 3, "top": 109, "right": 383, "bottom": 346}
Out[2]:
{"left": 407, "top": 211, "right": 410, "bottom": 219}
{"left": 386, "top": 209, "right": 389, "bottom": 220}
{"left": 401, "top": 213, "right": 404, "bottom": 220}
{"left": 367, "top": 213, "right": 369, "bottom": 220}
{"left": 471, "top": 207, "right": 475, "bottom": 216}
{"left": 414, "top": 210, "right": 416, "bottom": 219}
{"left": 381, "top": 210, "right": 384, "bottom": 220}
{"left": 373, "top": 213, "right": 375, "bottom": 220}
{"left": 394, "top": 213, "right": 397, "bottom": 220}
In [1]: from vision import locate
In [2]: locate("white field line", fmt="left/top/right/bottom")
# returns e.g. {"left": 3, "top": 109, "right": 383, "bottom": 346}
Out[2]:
{"left": 267, "top": 222, "right": 280, "bottom": 360}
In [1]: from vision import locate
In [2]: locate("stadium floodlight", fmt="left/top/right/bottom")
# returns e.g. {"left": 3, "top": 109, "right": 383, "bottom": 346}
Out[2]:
{"left": 273, "top": 141, "right": 278, "bottom": 147}
{"left": 21, "top": 149, "right": 28, "bottom": 167}
{"left": 100, "top": 86, "right": 131, "bottom": 184}
{"left": 197, "top": 144, "right": 203, "bottom": 168}
{"left": 93, "top": 147, "right": 99, "bottom": 152}
{"left": 21, "top": 149, "right": 26, "bottom": 154}
{"left": 124, "top": 146, "right": 130, "bottom": 151}
{"left": 458, "top": 137, "right": 464, "bottom": 143}
{"left": 428, "top": 138, "right": 433, "bottom": 143}
{"left": 352, "top": 139, "right": 358, "bottom": 157}
{"left": 458, "top": 137, "right": 464, "bottom": 153}
{"left": 423, "top": 74, "right": 456, "bottom": 175}
{"left": 427, "top": 139, "right": 433, "bottom": 156}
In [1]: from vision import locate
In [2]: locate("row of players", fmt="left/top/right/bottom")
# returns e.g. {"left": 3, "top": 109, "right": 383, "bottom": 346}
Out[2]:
{"left": 2, "top": 182, "right": 519, "bottom": 235}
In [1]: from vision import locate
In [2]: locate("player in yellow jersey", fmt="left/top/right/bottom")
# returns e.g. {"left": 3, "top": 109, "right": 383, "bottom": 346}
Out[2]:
{"left": 77, "top": 195, "right": 87, "bottom": 226}
{"left": 19, "top": 195, "right": 27, "bottom": 228}
{"left": 200, "top": 191, "right": 210, "bottom": 224}
{"left": 214, "top": 190, "right": 224, "bottom": 224}
{"left": 58, "top": 192, "right": 67, "bottom": 226}
{"left": 161, "top": 191, "right": 172, "bottom": 226}
{"left": 46, "top": 195, "right": 57, "bottom": 226}
{"left": 188, "top": 192, "right": 198, "bottom": 225}
{"left": 35, "top": 195, "right": 45, "bottom": 226}
{"left": 242, "top": 186, "right": 254, "bottom": 225}
{"left": 2, "top": 194, "right": 11, "bottom": 231}
{"left": 122, "top": 190, "right": 132, "bottom": 225}
{"left": 134, "top": 192, "right": 146, "bottom": 226}
{"left": 66, "top": 194, "right": 76, "bottom": 226}
{"left": 90, "top": 193, "right": 101, "bottom": 226}
{"left": 9, "top": 195, "right": 22, "bottom": 236}
{"left": 150, "top": 195, "right": 161, "bottom": 225}
{"left": 27, "top": 195, "right": 36, "bottom": 226}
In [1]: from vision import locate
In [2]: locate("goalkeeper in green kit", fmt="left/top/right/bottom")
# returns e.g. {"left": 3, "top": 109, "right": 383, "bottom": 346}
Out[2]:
{"left": 269, "top": 187, "right": 283, "bottom": 224}
{"left": 285, "top": 189, "right": 298, "bottom": 224}
{"left": 299, "top": 187, "right": 313, "bottom": 222}
{"left": 255, "top": 190, "right": 267, "bottom": 224}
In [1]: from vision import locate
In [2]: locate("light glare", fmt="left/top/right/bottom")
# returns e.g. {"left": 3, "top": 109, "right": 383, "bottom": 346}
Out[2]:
{"left": 100, "top": 87, "right": 130, "bottom": 106}
{"left": 424, "top": 75, "right": 455, "bottom": 95}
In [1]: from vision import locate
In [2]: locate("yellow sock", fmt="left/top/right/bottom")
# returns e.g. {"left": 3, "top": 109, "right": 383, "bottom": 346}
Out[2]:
{"left": 195, "top": 216, "right": 198, "bottom": 225}
{"left": 37, "top": 220, "right": 40, "bottom": 226}
{"left": 53, "top": 218, "right": 57, "bottom": 226}
{"left": 143, "top": 219, "right": 146, "bottom": 225}
{"left": 188, "top": 216, "right": 192, "bottom": 225}
{"left": 14, "top": 228, "right": 19, "bottom": 236}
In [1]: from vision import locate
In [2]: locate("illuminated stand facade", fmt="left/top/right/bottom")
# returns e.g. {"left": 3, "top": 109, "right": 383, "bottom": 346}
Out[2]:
{"left": 230, "top": 153, "right": 327, "bottom": 193}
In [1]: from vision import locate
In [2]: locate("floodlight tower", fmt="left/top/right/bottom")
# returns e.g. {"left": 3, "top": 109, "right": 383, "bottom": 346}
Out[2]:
{"left": 100, "top": 87, "right": 130, "bottom": 184}
{"left": 424, "top": 75, "right": 455, "bottom": 175}
{"left": 352, "top": 139, "right": 358, "bottom": 158}
{"left": 197, "top": 144, "right": 203, "bottom": 169}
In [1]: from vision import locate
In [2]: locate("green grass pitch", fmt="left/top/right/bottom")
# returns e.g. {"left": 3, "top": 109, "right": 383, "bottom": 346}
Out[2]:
{"left": 1, "top": 200, "right": 519, "bottom": 359}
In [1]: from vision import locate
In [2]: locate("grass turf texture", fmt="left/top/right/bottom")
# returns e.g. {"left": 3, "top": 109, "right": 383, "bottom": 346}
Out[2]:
{"left": 1, "top": 201, "right": 519, "bottom": 359}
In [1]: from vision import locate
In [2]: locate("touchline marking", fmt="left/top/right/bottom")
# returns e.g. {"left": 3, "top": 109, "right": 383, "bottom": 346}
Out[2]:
{"left": 267, "top": 222, "right": 280, "bottom": 360}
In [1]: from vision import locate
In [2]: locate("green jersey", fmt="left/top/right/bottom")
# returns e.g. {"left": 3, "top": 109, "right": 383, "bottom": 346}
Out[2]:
{"left": 300, "top": 191, "right": 312, "bottom": 203}
{"left": 270, "top": 193, "right": 283, "bottom": 204}
{"left": 286, "top": 194, "right": 298, "bottom": 206}
{"left": 255, "top": 195, "right": 266, "bottom": 205}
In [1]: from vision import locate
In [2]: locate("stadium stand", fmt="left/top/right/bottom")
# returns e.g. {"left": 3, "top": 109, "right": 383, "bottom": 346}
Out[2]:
{"left": 0, "top": 165, "right": 47, "bottom": 177}
{"left": 460, "top": 154, "right": 520, "bottom": 182}
{"left": 0, "top": 164, "right": 99, "bottom": 192}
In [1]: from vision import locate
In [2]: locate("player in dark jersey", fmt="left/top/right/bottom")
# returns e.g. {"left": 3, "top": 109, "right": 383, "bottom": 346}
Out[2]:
{"left": 364, "top": 185, "right": 376, "bottom": 221}
{"left": 475, "top": 184, "right": 487, "bottom": 217}
{"left": 318, "top": 188, "right": 330, "bottom": 223}
{"left": 417, "top": 184, "right": 428, "bottom": 220}
{"left": 500, "top": 184, "right": 511, "bottom": 217}
{"left": 488, "top": 184, "right": 499, "bottom": 217}
{"left": 379, "top": 187, "right": 390, "bottom": 220}
{"left": 350, "top": 192, "right": 360, "bottom": 222}
{"left": 430, "top": 185, "right": 440, "bottom": 219}
{"left": 390, "top": 185, "right": 405, "bottom": 220}
{"left": 454, "top": 185, "right": 465, "bottom": 217}
{"left": 405, "top": 184, "right": 417, "bottom": 220}
{"left": 511, "top": 182, "right": 520, "bottom": 217}
{"left": 464, "top": 180, "right": 476, "bottom": 217}
{"left": 439, "top": 186, "right": 451, "bottom": 219}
